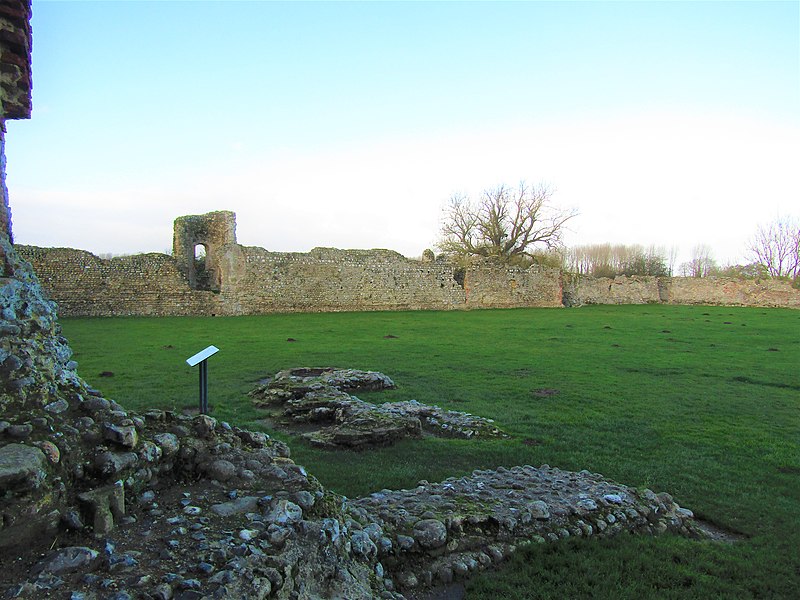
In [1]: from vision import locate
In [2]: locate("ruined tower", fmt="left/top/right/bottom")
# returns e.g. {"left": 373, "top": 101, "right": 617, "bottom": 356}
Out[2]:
{"left": 172, "top": 210, "right": 237, "bottom": 291}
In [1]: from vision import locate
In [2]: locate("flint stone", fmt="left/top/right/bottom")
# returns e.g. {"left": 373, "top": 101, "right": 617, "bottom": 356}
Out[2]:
{"left": 139, "top": 440, "right": 162, "bottom": 462}
{"left": 103, "top": 424, "right": 138, "bottom": 448}
{"left": 293, "top": 490, "right": 316, "bottom": 510}
{"left": 0, "top": 443, "right": 47, "bottom": 491}
{"left": 205, "top": 459, "right": 237, "bottom": 482}
{"left": 194, "top": 415, "right": 217, "bottom": 437}
{"left": 83, "top": 397, "right": 111, "bottom": 412}
{"left": 412, "top": 519, "right": 447, "bottom": 549}
{"left": 7, "top": 423, "right": 33, "bottom": 439}
{"left": 350, "top": 530, "right": 378, "bottom": 559}
{"left": 530, "top": 500, "right": 550, "bottom": 520}
{"left": 268, "top": 499, "right": 303, "bottom": 525}
{"left": 396, "top": 534, "right": 415, "bottom": 551}
{"left": 44, "top": 398, "right": 69, "bottom": 414}
{"left": 154, "top": 433, "right": 180, "bottom": 456}
{"left": 94, "top": 451, "right": 138, "bottom": 476}
{"left": 33, "top": 440, "right": 60, "bottom": 464}
{"left": 31, "top": 547, "right": 99, "bottom": 576}
{"left": 211, "top": 496, "right": 260, "bottom": 517}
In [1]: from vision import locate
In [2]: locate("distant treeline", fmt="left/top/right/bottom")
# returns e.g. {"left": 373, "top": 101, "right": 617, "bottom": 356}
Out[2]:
{"left": 527, "top": 243, "right": 770, "bottom": 279}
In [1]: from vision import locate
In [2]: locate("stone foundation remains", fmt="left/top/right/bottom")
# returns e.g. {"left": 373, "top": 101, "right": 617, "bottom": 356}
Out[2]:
{"left": 250, "top": 367, "right": 507, "bottom": 449}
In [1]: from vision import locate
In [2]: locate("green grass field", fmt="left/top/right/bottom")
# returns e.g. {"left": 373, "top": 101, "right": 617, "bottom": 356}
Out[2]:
{"left": 60, "top": 305, "right": 800, "bottom": 599}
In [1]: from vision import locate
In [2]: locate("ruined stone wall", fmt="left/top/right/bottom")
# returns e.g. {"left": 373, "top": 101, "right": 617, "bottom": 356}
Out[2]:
{"left": 464, "top": 262, "right": 563, "bottom": 309}
{"left": 667, "top": 276, "right": 800, "bottom": 308}
{"left": 18, "top": 243, "right": 562, "bottom": 317}
{"left": 0, "top": 0, "right": 33, "bottom": 250}
{"left": 216, "top": 246, "right": 468, "bottom": 314}
{"left": 16, "top": 246, "right": 217, "bottom": 317}
{"left": 565, "top": 274, "right": 800, "bottom": 308}
{"left": 0, "top": 1, "right": 32, "bottom": 123}
{"left": 16, "top": 243, "right": 800, "bottom": 316}
{"left": 217, "top": 245, "right": 561, "bottom": 314}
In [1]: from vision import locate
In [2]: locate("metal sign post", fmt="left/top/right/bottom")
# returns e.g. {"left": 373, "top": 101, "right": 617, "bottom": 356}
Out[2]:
{"left": 186, "top": 345, "right": 219, "bottom": 415}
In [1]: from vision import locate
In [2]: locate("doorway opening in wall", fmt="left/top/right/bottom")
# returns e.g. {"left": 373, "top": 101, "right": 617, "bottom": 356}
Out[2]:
{"left": 193, "top": 244, "right": 217, "bottom": 291}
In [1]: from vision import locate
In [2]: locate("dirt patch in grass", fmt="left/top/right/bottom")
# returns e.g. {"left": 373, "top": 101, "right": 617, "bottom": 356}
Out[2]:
{"left": 777, "top": 465, "right": 800, "bottom": 475}
{"left": 532, "top": 388, "right": 560, "bottom": 397}
{"left": 693, "top": 518, "right": 747, "bottom": 543}
{"left": 522, "top": 438, "right": 543, "bottom": 446}
{"left": 731, "top": 376, "right": 800, "bottom": 391}
{"left": 621, "top": 367, "right": 685, "bottom": 377}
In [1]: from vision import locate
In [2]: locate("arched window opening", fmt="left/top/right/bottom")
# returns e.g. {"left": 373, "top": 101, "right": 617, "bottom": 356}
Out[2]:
{"left": 194, "top": 243, "right": 206, "bottom": 268}
{"left": 193, "top": 244, "right": 216, "bottom": 291}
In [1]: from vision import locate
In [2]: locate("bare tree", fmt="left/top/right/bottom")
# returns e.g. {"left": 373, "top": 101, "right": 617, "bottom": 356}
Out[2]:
{"left": 681, "top": 244, "right": 717, "bottom": 278}
{"left": 437, "top": 182, "right": 576, "bottom": 262}
{"left": 748, "top": 217, "right": 800, "bottom": 278}
{"left": 667, "top": 245, "right": 679, "bottom": 277}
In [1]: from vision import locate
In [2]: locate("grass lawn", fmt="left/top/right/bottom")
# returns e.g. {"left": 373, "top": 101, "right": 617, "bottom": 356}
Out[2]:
{"left": 60, "top": 305, "right": 800, "bottom": 599}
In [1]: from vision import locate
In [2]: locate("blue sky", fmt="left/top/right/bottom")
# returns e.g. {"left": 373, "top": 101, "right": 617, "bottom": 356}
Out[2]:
{"left": 6, "top": 0, "right": 799, "bottom": 266}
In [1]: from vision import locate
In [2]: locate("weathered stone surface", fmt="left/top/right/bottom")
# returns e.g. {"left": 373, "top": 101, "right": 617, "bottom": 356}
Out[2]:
{"left": 210, "top": 496, "right": 260, "bottom": 517}
{"left": 347, "top": 464, "right": 702, "bottom": 591}
{"left": 103, "top": 423, "right": 138, "bottom": 448}
{"left": 563, "top": 274, "right": 800, "bottom": 309}
{"left": 204, "top": 459, "right": 237, "bottom": 482}
{"left": 31, "top": 546, "right": 99, "bottom": 576}
{"left": 0, "top": 443, "right": 46, "bottom": 491}
{"left": 412, "top": 519, "right": 448, "bottom": 549}
{"left": 78, "top": 482, "right": 125, "bottom": 536}
{"left": 15, "top": 209, "right": 800, "bottom": 318}
{"left": 251, "top": 368, "right": 507, "bottom": 449}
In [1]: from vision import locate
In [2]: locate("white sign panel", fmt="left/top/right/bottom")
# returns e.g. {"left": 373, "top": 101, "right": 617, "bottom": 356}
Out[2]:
{"left": 186, "top": 345, "right": 220, "bottom": 367}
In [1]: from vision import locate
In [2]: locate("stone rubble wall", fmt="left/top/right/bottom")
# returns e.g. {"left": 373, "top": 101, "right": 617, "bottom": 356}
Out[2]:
{"left": 18, "top": 242, "right": 800, "bottom": 317}
{"left": 16, "top": 246, "right": 218, "bottom": 317}
{"left": 565, "top": 274, "right": 800, "bottom": 308}
{"left": 667, "top": 276, "right": 800, "bottom": 308}
{"left": 0, "top": 0, "right": 33, "bottom": 251}
{"left": 0, "top": 0, "right": 32, "bottom": 122}
{"left": 17, "top": 243, "right": 564, "bottom": 316}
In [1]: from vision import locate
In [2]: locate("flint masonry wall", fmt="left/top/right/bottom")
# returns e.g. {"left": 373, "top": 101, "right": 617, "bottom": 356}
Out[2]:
{"left": 16, "top": 210, "right": 800, "bottom": 317}
{"left": 16, "top": 246, "right": 217, "bottom": 316}
{"left": 0, "top": 0, "right": 33, "bottom": 257}
{"left": 216, "top": 245, "right": 562, "bottom": 314}
{"left": 565, "top": 274, "right": 800, "bottom": 309}
{"left": 17, "top": 243, "right": 800, "bottom": 317}
{"left": 17, "top": 243, "right": 564, "bottom": 317}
